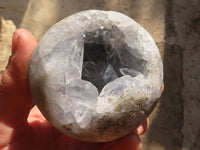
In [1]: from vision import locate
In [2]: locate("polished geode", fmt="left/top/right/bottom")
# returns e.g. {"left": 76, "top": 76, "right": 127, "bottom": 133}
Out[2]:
{"left": 29, "top": 10, "right": 163, "bottom": 142}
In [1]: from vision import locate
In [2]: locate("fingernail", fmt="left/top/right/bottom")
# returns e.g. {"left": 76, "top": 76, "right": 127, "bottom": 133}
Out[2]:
{"left": 14, "top": 32, "right": 18, "bottom": 39}
{"left": 12, "top": 32, "right": 19, "bottom": 54}
{"left": 13, "top": 32, "right": 19, "bottom": 42}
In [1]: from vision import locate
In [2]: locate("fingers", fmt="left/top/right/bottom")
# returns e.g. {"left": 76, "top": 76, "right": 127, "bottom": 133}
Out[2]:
{"left": 0, "top": 29, "right": 37, "bottom": 126}
{"left": 28, "top": 105, "right": 47, "bottom": 123}
{"left": 134, "top": 118, "right": 149, "bottom": 135}
{"left": 109, "top": 133, "right": 142, "bottom": 150}
{"left": 162, "top": 83, "right": 164, "bottom": 93}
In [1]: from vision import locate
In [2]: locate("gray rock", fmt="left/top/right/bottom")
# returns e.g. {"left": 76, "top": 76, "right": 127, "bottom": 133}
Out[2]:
{"left": 29, "top": 10, "right": 163, "bottom": 142}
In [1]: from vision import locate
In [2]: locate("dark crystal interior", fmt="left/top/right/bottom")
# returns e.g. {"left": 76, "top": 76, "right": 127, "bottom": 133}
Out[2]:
{"left": 81, "top": 27, "right": 147, "bottom": 92}
{"left": 82, "top": 43, "right": 120, "bottom": 91}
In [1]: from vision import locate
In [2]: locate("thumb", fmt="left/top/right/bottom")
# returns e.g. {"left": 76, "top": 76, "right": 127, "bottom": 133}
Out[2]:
{"left": 1, "top": 29, "right": 37, "bottom": 93}
{"left": 0, "top": 29, "right": 37, "bottom": 126}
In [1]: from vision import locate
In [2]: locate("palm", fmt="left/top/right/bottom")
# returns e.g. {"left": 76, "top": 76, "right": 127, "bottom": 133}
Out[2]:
{"left": 0, "top": 29, "right": 143, "bottom": 150}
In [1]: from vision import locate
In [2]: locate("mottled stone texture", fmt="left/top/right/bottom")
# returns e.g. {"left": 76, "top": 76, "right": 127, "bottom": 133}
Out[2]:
{"left": 29, "top": 10, "right": 163, "bottom": 142}
{"left": 0, "top": 18, "right": 16, "bottom": 77}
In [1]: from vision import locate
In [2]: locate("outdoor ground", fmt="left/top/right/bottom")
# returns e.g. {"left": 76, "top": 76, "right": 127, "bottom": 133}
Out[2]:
{"left": 0, "top": 0, "right": 200, "bottom": 150}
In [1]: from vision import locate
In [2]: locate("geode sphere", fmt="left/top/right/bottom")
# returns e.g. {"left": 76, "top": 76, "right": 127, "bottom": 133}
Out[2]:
{"left": 29, "top": 10, "right": 163, "bottom": 142}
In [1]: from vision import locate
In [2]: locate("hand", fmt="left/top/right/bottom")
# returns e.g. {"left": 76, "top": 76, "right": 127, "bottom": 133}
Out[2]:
{"left": 0, "top": 29, "right": 149, "bottom": 150}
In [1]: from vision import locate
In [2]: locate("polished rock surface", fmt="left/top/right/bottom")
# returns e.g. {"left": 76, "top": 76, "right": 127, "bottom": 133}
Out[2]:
{"left": 29, "top": 10, "right": 163, "bottom": 142}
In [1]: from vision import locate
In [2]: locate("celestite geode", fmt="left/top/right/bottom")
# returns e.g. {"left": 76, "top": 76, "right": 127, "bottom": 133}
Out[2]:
{"left": 29, "top": 10, "right": 163, "bottom": 142}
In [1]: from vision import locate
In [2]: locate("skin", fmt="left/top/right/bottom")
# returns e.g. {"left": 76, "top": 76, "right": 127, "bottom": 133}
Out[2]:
{"left": 0, "top": 29, "right": 153, "bottom": 150}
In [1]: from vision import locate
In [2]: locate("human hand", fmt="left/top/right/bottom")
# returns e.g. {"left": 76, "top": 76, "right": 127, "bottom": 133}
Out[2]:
{"left": 0, "top": 29, "right": 149, "bottom": 150}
